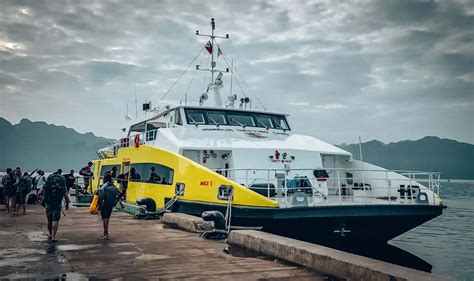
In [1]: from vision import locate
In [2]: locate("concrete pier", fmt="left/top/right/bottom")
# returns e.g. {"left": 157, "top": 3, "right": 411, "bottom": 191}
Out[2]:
{"left": 0, "top": 205, "right": 325, "bottom": 280}
{"left": 227, "top": 230, "right": 448, "bottom": 281}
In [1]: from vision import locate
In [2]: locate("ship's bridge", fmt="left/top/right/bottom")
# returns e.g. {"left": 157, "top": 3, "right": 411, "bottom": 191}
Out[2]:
{"left": 182, "top": 107, "right": 290, "bottom": 131}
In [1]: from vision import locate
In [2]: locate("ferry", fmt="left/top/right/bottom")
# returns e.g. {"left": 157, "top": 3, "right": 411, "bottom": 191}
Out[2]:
{"left": 90, "top": 19, "right": 445, "bottom": 245}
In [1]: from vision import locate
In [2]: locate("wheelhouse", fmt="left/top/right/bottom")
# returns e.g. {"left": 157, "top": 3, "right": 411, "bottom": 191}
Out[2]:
{"left": 124, "top": 106, "right": 291, "bottom": 139}
{"left": 184, "top": 108, "right": 290, "bottom": 130}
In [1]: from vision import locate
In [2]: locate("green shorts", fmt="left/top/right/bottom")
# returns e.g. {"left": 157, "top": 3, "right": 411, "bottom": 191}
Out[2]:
{"left": 46, "top": 205, "right": 62, "bottom": 222}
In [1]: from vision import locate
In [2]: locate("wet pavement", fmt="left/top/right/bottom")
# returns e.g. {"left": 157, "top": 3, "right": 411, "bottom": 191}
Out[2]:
{"left": 0, "top": 205, "right": 327, "bottom": 280}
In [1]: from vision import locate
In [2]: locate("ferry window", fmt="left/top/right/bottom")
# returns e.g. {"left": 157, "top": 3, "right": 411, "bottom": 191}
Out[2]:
{"left": 129, "top": 121, "right": 146, "bottom": 135}
{"left": 129, "top": 163, "right": 174, "bottom": 185}
{"left": 175, "top": 109, "right": 182, "bottom": 125}
{"left": 271, "top": 115, "right": 289, "bottom": 130}
{"left": 146, "top": 123, "right": 158, "bottom": 141}
{"left": 255, "top": 115, "right": 273, "bottom": 128}
{"left": 100, "top": 164, "right": 121, "bottom": 178}
{"left": 186, "top": 110, "right": 206, "bottom": 125}
{"left": 346, "top": 172, "right": 353, "bottom": 185}
{"left": 228, "top": 113, "right": 255, "bottom": 127}
{"left": 207, "top": 111, "right": 227, "bottom": 125}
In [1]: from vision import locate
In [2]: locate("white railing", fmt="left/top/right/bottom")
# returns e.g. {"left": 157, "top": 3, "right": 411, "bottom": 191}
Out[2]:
{"left": 213, "top": 167, "right": 441, "bottom": 208}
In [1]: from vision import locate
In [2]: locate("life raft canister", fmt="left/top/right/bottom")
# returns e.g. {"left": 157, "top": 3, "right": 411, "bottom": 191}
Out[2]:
{"left": 134, "top": 134, "right": 140, "bottom": 147}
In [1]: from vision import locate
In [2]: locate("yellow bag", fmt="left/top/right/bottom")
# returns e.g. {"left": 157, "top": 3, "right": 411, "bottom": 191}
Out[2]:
{"left": 89, "top": 195, "right": 99, "bottom": 215}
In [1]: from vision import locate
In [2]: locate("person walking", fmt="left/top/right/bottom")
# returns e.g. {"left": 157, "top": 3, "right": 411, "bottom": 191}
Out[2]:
{"left": 96, "top": 173, "right": 121, "bottom": 240}
{"left": 15, "top": 172, "right": 32, "bottom": 215}
{"left": 2, "top": 168, "right": 15, "bottom": 212}
{"left": 40, "top": 172, "right": 70, "bottom": 242}
{"left": 80, "top": 162, "right": 93, "bottom": 194}
{"left": 11, "top": 168, "right": 22, "bottom": 214}
{"left": 65, "top": 170, "right": 75, "bottom": 193}
{"left": 36, "top": 170, "right": 46, "bottom": 195}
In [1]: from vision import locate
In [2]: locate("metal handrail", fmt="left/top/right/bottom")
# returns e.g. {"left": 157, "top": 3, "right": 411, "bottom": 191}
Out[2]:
{"left": 212, "top": 167, "right": 441, "bottom": 208}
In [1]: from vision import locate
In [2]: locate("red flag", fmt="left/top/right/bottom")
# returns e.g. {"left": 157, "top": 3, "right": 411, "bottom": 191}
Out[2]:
{"left": 205, "top": 41, "right": 212, "bottom": 54}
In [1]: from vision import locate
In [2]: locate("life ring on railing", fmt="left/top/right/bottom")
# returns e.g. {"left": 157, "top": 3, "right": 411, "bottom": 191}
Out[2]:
{"left": 134, "top": 134, "right": 140, "bottom": 147}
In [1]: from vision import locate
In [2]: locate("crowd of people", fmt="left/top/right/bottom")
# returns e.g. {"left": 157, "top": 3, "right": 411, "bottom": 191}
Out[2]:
{"left": 1, "top": 163, "right": 121, "bottom": 242}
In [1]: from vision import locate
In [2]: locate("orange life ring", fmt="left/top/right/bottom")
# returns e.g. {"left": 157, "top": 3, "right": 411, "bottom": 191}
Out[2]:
{"left": 134, "top": 134, "right": 140, "bottom": 147}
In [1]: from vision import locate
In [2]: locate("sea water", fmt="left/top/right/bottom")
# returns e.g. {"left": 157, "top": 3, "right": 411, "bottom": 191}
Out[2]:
{"left": 391, "top": 181, "right": 474, "bottom": 281}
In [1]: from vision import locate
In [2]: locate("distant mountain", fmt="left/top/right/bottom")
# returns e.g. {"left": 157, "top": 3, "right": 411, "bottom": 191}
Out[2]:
{"left": 1, "top": 118, "right": 472, "bottom": 180}
{"left": 0, "top": 118, "right": 112, "bottom": 172}
{"left": 338, "top": 137, "right": 474, "bottom": 180}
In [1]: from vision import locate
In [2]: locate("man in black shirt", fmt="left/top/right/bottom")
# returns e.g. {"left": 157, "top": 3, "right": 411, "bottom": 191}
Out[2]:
{"left": 65, "top": 170, "right": 75, "bottom": 193}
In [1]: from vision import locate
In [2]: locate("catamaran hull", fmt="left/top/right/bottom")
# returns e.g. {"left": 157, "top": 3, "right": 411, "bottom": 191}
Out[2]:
{"left": 172, "top": 201, "right": 445, "bottom": 244}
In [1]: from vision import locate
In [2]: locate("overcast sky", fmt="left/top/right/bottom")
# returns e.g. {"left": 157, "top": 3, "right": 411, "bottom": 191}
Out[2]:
{"left": 1, "top": 0, "right": 473, "bottom": 144}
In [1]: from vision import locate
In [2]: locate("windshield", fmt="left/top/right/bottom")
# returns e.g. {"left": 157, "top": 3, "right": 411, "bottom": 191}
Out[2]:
{"left": 187, "top": 111, "right": 206, "bottom": 124}
{"left": 228, "top": 113, "right": 255, "bottom": 127}
{"left": 184, "top": 109, "right": 290, "bottom": 130}
{"left": 255, "top": 115, "right": 273, "bottom": 128}
{"left": 271, "top": 115, "right": 290, "bottom": 130}
{"left": 207, "top": 111, "right": 227, "bottom": 125}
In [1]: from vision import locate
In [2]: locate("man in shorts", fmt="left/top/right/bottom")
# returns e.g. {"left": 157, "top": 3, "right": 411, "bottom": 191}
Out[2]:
{"left": 96, "top": 173, "right": 121, "bottom": 240}
{"left": 40, "top": 173, "right": 70, "bottom": 242}
{"left": 15, "top": 172, "right": 32, "bottom": 215}
{"left": 2, "top": 168, "right": 15, "bottom": 213}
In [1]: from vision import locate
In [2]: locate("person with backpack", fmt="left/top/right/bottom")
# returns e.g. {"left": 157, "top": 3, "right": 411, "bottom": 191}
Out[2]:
{"left": 14, "top": 172, "right": 32, "bottom": 215}
{"left": 80, "top": 162, "right": 93, "bottom": 194}
{"left": 39, "top": 172, "right": 70, "bottom": 242}
{"left": 2, "top": 168, "right": 15, "bottom": 213}
{"left": 96, "top": 173, "right": 121, "bottom": 240}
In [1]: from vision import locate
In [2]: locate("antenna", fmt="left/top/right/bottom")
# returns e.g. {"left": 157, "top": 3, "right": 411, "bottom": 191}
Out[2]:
{"left": 195, "top": 18, "right": 230, "bottom": 85}
{"left": 134, "top": 83, "right": 138, "bottom": 118}
{"left": 125, "top": 104, "right": 133, "bottom": 120}
{"left": 230, "top": 58, "right": 233, "bottom": 96}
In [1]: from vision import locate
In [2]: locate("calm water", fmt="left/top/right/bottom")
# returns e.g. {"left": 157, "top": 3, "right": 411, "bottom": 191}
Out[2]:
{"left": 390, "top": 181, "right": 474, "bottom": 281}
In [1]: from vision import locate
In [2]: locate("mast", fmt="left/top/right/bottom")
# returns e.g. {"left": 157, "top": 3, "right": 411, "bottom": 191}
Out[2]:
{"left": 211, "top": 18, "right": 215, "bottom": 83}
{"left": 196, "top": 18, "right": 229, "bottom": 85}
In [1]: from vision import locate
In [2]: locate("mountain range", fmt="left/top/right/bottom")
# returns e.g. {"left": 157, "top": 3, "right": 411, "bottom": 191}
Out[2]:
{"left": 0, "top": 117, "right": 112, "bottom": 172}
{"left": 338, "top": 137, "right": 474, "bottom": 180}
{"left": 1, "top": 117, "right": 472, "bottom": 179}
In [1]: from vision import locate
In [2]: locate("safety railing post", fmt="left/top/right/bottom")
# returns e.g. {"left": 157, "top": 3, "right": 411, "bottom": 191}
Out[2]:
{"left": 284, "top": 172, "right": 288, "bottom": 208}
{"left": 361, "top": 170, "right": 367, "bottom": 205}
{"left": 386, "top": 170, "right": 391, "bottom": 204}
{"left": 437, "top": 173, "right": 440, "bottom": 195}
{"left": 245, "top": 170, "right": 248, "bottom": 187}
{"left": 409, "top": 172, "right": 413, "bottom": 204}
{"left": 267, "top": 169, "right": 270, "bottom": 198}
{"left": 336, "top": 170, "right": 342, "bottom": 205}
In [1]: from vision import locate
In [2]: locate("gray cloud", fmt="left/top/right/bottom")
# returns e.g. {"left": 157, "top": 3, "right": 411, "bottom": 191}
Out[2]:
{"left": 0, "top": 0, "right": 472, "bottom": 144}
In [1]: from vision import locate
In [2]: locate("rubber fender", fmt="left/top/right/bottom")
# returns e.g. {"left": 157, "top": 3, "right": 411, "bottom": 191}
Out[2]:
{"left": 202, "top": 211, "right": 226, "bottom": 230}
{"left": 136, "top": 198, "right": 156, "bottom": 212}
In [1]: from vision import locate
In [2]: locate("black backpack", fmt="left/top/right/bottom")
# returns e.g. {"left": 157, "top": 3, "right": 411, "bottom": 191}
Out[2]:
{"left": 20, "top": 176, "right": 32, "bottom": 194}
{"left": 44, "top": 174, "right": 65, "bottom": 205}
